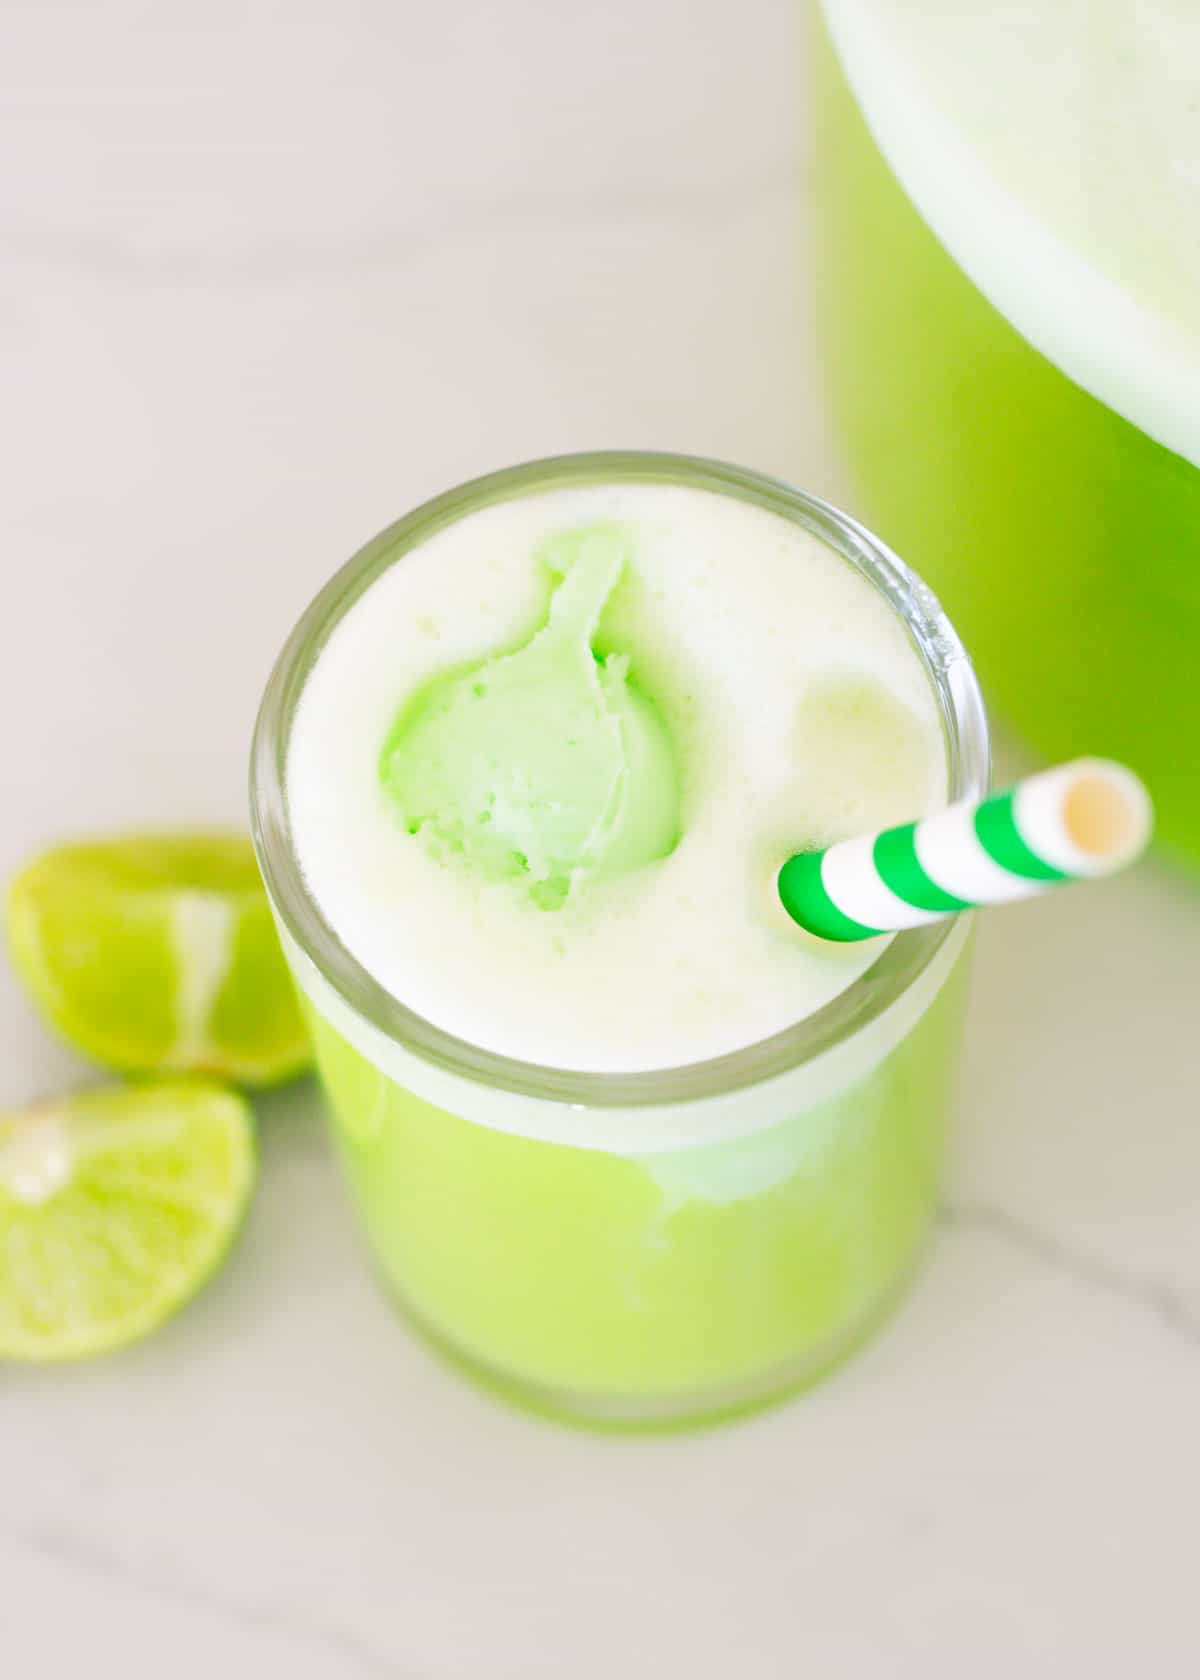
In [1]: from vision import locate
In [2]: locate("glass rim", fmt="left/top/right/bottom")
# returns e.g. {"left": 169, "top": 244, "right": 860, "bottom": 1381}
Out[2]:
{"left": 250, "top": 450, "right": 989, "bottom": 1110}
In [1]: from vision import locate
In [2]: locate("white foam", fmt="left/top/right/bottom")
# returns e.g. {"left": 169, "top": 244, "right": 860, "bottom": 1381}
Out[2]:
{"left": 286, "top": 483, "right": 946, "bottom": 1072}
{"left": 822, "top": 0, "right": 1200, "bottom": 467}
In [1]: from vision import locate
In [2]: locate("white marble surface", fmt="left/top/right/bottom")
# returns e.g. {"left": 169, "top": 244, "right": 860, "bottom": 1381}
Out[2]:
{"left": 3, "top": 3, "right": 1199, "bottom": 1673}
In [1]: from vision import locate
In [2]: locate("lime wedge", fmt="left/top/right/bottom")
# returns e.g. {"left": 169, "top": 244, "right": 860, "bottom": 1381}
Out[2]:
{"left": 0, "top": 1080, "right": 255, "bottom": 1361}
{"left": 5, "top": 835, "right": 310, "bottom": 1085}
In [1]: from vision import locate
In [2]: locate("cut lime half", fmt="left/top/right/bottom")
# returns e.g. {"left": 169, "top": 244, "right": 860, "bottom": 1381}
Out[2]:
{"left": 5, "top": 834, "right": 310, "bottom": 1085}
{"left": 0, "top": 1081, "right": 255, "bottom": 1361}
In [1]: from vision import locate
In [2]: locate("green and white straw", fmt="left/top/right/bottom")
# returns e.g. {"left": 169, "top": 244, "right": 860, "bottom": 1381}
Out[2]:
{"left": 778, "top": 758, "right": 1152, "bottom": 943}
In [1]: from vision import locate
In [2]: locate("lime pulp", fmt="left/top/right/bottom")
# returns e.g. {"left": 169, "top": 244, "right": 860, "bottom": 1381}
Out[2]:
{"left": 0, "top": 1080, "right": 256, "bottom": 1362}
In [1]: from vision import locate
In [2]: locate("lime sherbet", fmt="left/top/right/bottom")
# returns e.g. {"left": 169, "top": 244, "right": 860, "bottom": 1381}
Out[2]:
{"left": 379, "top": 525, "right": 681, "bottom": 908}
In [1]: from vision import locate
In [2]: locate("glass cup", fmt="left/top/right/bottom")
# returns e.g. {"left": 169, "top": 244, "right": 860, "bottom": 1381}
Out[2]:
{"left": 809, "top": 6, "right": 1200, "bottom": 866}
{"left": 250, "top": 452, "right": 988, "bottom": 1425}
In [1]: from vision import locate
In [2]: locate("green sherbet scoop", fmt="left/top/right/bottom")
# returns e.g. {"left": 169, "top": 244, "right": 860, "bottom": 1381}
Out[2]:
{"left": 380, "top": 525, "right": 681, "bottom": 908}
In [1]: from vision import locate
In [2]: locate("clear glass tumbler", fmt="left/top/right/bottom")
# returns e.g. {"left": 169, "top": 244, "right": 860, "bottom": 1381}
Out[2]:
{"left": 250, "top": 453, "right": 988, "bottom": 1425}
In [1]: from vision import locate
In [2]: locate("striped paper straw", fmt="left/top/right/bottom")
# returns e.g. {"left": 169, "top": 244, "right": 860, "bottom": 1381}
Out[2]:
{"left": 778, "top": 758, "right": 1152, "bottom": 943}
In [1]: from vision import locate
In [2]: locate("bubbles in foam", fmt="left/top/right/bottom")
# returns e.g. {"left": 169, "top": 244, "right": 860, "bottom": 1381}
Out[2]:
{"left": 287, "top": 483, "right": 946, "bottom": 1072}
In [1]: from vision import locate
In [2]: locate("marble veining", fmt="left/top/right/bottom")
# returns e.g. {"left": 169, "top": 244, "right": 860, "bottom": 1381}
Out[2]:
{"left": 942, "top": 1202, "right": 1200, "bottom": 1350}
{"left": 4, "top": 161, "right": 803, "bottom": 281}
{"left": 9, "top": 1522, "right": 410, "bottom": 1680}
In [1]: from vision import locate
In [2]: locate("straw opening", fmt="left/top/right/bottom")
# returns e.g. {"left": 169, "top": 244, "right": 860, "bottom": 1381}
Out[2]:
{"left": 1062, "top": 772, "right": 1139, "bottom": 859}
{"left": 1058, "top": 762, "right": 1152, "bottom": 871}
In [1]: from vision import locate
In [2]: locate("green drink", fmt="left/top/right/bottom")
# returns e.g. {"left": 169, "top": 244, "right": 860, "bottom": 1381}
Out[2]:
{"left": 812, "top": 1, "right": 1200, "bottom": 864}
{"left": 251, "top": 453, "right": 987, "bottom": 1424}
